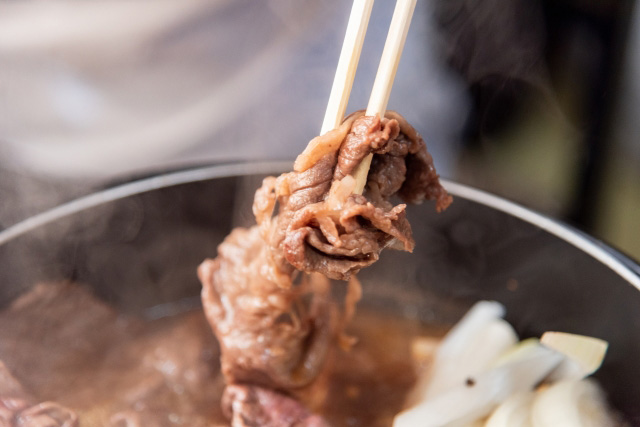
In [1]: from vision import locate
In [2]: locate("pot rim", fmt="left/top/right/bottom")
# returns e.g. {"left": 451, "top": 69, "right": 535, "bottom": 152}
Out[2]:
{"left": 1, "top": 161, "right": 638, "bottom": 289}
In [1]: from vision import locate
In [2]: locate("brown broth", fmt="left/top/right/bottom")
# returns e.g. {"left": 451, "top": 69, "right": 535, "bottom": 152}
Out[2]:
{"left": 0, "top": 283, "right": 444, "bottom": 426}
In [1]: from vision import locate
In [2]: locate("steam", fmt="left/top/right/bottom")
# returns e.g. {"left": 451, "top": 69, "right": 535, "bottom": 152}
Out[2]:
{"left": 434, "top": 0, "right": 548, "bottom": 89}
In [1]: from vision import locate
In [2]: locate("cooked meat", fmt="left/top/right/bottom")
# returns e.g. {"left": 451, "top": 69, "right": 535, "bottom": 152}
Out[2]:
{"left": 0, "top": 282, "right": 226, "bottom": 426}
{"left": 13, "top": 401, "right": 78, "bottom": 427}
{"left": 0, "top": 361, "right": 27, "bottom": 400}
{"left": 255, "top": 110, "right": 451, "bottom": 281}
{"left": 222, "top": 385, "right": 330, "bottom": 427}
{"left": 199, "top": 235, "right": 335, "bottom": 390}
{"left": 199, "top": 111, "right": 450, "bottom": 423}
{"left": 0, "top": 361, "right": 78, "bottom": 427}
{"left": 0, "top": 281, "right": 435, "bottom": 426}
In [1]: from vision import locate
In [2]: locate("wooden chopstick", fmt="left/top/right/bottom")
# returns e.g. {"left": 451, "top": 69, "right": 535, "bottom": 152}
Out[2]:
{"left": 352, "top": 0, "right": 417, "bottom": 194}
{"left": 320, "top": 0, "right": 375, "bottom": 135}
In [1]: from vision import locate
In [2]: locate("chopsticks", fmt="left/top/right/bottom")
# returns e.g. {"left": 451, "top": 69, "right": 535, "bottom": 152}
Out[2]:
{"left": 366, "top": 0, "right": 417, "bottom": 117}
{"left": 352, "top": 0, "right": 417, "bottom": 194}
{"left": 320, "top": 0, "right": 375, "bottom": 135}
{"left": 319, "top": 0, "right": 418, "bottom": 194}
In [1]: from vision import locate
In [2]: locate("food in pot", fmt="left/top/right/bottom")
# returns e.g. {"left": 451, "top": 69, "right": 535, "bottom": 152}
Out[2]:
{"left": 0, "top": 112, "right": 624, "bottom": 426}
{"left": 198, "top": 111, "right": 451, "bottom": 424}
{"left": 395, "top": 301, "right": 624, "bottom": 427}
{"left": 0, "top": 282, "right": 443, "bottom": 426}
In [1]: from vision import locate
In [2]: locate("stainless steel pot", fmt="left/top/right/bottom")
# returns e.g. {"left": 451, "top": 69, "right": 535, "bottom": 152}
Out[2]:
{"left": 1, "top": 162, "right": 639, "bottom": 421}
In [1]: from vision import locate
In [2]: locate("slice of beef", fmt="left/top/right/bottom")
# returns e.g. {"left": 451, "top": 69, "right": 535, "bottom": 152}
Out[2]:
{"left": 14, "top": 402, "right": 78, "bottom": 427}
{"left": 222, "top": 385, "right": 330, "bottom": 427}
{"left": 199, "top": 111, "right": 450, "bottom": 422}
{"left": 199, "top": 227, "right": 335, "bottom": 390}
{"left": 0, "top": 361, "right": 78, "bottom": 427}
{"left": 254, "top": 111, "right": 452, "bottom": 281}
{"left": 0, "top": 283, "right": 227, "bottom": 425}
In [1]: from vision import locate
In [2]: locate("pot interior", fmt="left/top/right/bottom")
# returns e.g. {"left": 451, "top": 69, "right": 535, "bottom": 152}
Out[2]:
{"left": 0, "top": 166, "right": 638, "bottom": 421}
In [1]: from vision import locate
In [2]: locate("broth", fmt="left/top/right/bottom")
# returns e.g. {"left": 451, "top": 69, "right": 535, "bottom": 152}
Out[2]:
{"left": 0, "top": 282, "right": 444, "bottom": 426}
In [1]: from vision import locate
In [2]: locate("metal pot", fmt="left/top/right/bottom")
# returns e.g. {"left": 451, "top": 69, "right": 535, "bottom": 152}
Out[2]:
{"left": 1, "top": 162, "right": 638, "bottom": 421}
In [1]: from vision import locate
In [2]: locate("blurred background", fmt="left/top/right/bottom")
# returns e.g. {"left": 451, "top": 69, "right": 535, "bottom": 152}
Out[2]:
{"left": 0, "top": 0, "right": 638, "bottom": 259}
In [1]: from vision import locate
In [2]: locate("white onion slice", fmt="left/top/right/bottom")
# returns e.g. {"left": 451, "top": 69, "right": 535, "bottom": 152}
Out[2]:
{"left": 492, "top": 338, "right": 540, "bottom": 367}
{"left": 530, "top": 379, "right": 618, "bottom": 427}
{"left": 393, "top": 343, "right": 562, "bottom": 427}
{"left": 407, "top": 301, "right": 518, "bottom": 406}
{"left": 541, "top": 332, "right": 608, "bottom": 381}
{"left": 485, "top": 391, "right": 535, "bottom": 427}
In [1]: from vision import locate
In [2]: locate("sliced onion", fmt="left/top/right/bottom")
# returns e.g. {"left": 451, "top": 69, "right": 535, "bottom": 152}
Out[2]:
{"left": 393, "top": 342, "right": 562, "bottom": 427}
{"left": 530, "top": 379, "right": 618, "bottom": 427}
{"left": 406, "top": 301, "right": 518, "bottom": 406}
{"left": 492, "top": 338, "right": 540, "bottom": 367}
{"left": 485, "top": 391, "right": 535, "bottom": 427}
{"left": 540, "top": 332, "right": 608, "bottom": 381}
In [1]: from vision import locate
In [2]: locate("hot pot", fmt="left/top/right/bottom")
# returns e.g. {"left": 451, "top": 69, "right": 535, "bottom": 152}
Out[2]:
{"left": 0, "top": 162, "right": 638, "bottom": 422}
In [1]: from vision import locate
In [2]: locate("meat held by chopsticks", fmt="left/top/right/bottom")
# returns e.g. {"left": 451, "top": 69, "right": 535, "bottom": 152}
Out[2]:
{"left": 262, "top": 110, "right": 451, "bottom": 281}
{"left": 198, "top": 109, "right": 450, "bottom": 420}
{"left": 198, "top": 0, "right": 451, "bottom": 425}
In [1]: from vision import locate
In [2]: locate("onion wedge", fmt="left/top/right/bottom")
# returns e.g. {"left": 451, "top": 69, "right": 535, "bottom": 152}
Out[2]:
{"left": 531, "top": 379, "right": 619, "bottom": 427}
{"left": 485, "top": 391, "right": 535, "bottom": 427}
{"left": 393, "top": 342, "right": 562, "bottom": 427}
{"left": 406, "top": 301, "right": 518, "bottom": 406}
{"left": 541, "top": 332, "right": 608, "bottom": 381}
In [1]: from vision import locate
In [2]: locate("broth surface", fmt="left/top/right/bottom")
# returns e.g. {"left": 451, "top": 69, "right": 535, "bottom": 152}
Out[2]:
{"left": 0, "top": 283, "right": 444, "bottom": 426}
